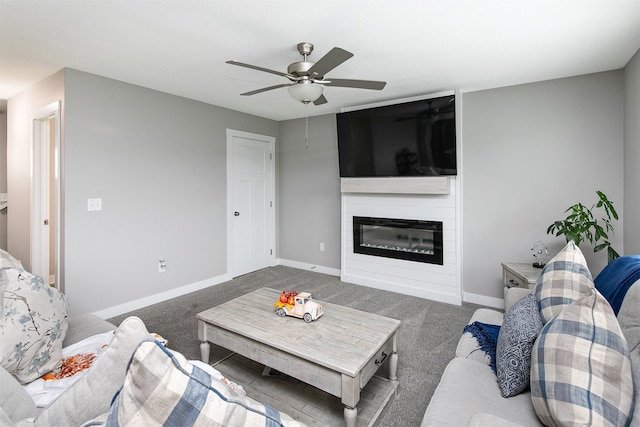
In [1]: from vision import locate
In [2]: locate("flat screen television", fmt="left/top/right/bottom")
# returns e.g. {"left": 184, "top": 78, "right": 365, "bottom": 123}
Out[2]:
{"left": 336, "top": 94, "right": 456, "bottom": 177}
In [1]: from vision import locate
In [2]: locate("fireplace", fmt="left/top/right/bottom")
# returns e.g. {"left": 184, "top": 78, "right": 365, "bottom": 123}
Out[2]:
{"left": 353, "top": 216, "right": 444, "bottom": 265}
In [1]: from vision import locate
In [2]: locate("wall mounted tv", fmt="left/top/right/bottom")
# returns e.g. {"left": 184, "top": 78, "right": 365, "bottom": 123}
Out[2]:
{"left": 336, "top": 94, "right": 456, "bottom": 178}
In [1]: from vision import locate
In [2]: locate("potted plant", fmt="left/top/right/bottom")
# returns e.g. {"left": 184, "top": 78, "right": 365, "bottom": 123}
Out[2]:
{"left": 547, "top": 190, "right": 620, "bottom": 263}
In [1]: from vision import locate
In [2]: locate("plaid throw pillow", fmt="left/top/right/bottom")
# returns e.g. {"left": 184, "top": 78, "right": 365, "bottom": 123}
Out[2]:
{"left": 530, "top": 288, "right": 634, "bottom": 426}
{"left": 107, "top": 340, "right": 290, "bottom": 427}
{"left": 534, "top": 241, "right": 594, "bottom": 324}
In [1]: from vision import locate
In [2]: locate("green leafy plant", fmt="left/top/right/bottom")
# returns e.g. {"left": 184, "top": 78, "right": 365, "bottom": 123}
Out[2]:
{"left": 547, "top": 190, "right": 620, "bottom": 263}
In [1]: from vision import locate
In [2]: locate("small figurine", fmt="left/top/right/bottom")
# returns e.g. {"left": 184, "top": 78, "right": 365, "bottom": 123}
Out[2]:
{"left": 273, "top": 290, "right": 323, "bottom": 323}
{"left": 531, "top": 241, "right": 549, "bottom": 268}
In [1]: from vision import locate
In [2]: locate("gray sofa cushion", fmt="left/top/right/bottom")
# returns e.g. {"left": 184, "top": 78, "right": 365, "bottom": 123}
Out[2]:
{"left": 504, "top": 287, "right": 532, "bottom": 312}
{"left": 63, "top": 313, "right": 115, "bottom": 347}
{"left": 467, "top": 413, "right": 525, "bottom": 427}
{"left": 421, "top": 357, "right": 541, "bottom": 427}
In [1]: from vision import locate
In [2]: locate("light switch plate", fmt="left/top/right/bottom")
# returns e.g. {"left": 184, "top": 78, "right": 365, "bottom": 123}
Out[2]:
{"left": 87, "top": 198, "right": 102, "bottom": 211}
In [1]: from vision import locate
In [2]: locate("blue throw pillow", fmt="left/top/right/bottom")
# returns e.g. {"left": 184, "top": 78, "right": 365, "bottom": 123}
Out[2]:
{"left": 495, "top": 294, "right": 543, "bottom": 397}
{"left": 594, "top": 255, "right": 640, "bottom": 315}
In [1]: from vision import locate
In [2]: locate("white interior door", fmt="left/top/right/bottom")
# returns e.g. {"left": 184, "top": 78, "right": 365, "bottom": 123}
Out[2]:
{"left": 227, "top": 129, "right": 275, "bottom": 277}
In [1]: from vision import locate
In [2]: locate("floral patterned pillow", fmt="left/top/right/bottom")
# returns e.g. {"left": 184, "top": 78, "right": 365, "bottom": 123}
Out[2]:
{"left": 0, "top": 249, "right": 24, "bottom": 270}
{"left": 0, "top": 268, "right": 68, "bottom": 384}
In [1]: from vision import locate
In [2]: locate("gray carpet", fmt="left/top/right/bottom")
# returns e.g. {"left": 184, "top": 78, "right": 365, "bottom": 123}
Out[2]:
{"left": 109, "top": 266, "right": 483, "bottom": 426}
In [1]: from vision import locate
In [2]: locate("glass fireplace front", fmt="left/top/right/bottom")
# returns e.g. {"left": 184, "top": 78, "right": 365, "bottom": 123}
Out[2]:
{"left": 353, "top": 216, "right": 443, "bottom": 265}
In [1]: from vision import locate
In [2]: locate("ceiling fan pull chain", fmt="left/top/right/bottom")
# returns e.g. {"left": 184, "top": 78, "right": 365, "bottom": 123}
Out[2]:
{"left": 305, "top": 113, "right": 309, "bottom": 150}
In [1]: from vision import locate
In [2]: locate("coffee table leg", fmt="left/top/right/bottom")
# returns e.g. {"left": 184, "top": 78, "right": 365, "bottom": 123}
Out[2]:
{"left": 344, "top": 406, "right": 357, "bottom": 427}
{"left": 200, "top": 341, "right": 210, "bottom": 364}
{"left": 389, "top": 334, "right": 398, "bottom": 380}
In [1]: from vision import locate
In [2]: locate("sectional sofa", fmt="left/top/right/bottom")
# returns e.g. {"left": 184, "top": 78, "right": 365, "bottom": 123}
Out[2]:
{"left": 0, "top": 249, "right": 305, "bottom": 426}
{"left": 422, "top": 242, "right": 640, "bottom": 426}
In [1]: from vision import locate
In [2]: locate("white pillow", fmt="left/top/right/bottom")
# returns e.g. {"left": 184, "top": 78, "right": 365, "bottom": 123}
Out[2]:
{"left": 0, "top": 249, "right": 24, "bottom": 270}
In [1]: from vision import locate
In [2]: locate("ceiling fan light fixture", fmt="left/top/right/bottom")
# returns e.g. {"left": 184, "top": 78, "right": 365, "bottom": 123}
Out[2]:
{"left": 288, "top": 81, "right": 323, "bottom": 104}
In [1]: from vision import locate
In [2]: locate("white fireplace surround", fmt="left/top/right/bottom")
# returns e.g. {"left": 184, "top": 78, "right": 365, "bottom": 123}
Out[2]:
{"left": 341, "top": 177, "right": 462, "bottom": 305}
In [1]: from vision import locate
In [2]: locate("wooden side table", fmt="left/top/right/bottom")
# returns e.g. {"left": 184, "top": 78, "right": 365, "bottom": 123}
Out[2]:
{"left": 502, "top": 262, "right": 543, "bottom": 289}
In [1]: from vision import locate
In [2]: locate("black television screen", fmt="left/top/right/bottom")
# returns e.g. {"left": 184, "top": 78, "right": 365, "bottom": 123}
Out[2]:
{"left": 336, "top": 94, "right": 456, "bottom": 177}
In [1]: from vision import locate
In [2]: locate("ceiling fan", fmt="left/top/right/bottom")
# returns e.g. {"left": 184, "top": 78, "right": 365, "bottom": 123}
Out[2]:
{"left": 226, "top": 42, "right": 386, "bottom": 105}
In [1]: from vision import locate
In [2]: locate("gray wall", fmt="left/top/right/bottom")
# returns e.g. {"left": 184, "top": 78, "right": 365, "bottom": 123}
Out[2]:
{"left": 462, "top": 71, "right": 624, "bottom": 300}
{"left": 278, "top": 71, "right": 626, "bottom": 303}
{"left": 6, "top": 60, "right": 635, "bottom": 312}
{"left": 624, "top": 49, "right": 640, "bottom": 255}
{"left": 9, "top": 69, "right": 278, "bottom": 315}
{"left": 278, "top": 114, "right": 341, "bottom": 269}
{"left": 0, "top": 100, "right": 7, "bottom": 250}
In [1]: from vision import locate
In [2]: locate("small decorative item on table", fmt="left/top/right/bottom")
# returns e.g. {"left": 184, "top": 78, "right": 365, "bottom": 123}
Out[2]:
{"left": 273, "top": 290, "right": 324, "bottom": 323}
{"left": 531, "top": 241, "right": 549, "bottom": 268}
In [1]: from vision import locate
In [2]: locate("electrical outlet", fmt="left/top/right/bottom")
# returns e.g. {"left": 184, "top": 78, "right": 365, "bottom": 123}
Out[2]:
{"left": 320, "top": 243, "right": 325, "bottom": 252}
{"left": 87, "top": 198, "right": 102, "bottom": 211}
{"left": 158, "top": 259, "right": 167, "bottom": 273}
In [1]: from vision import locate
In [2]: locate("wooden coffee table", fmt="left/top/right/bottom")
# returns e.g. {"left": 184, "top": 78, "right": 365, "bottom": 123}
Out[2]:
{"left": 197, "top": 288, "right": 400, "bottom": 427}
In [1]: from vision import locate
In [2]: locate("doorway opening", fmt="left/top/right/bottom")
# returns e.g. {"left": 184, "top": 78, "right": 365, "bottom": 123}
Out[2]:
{"left": 31, "top": 101, "right": 61, "bottom": 290}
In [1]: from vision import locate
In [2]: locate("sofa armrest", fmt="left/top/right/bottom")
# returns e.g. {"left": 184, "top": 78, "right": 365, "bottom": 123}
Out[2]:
{"left": 504, "top": 287, "right": 532, "bottom": 312}
{"left": 0, "top": 367, "right": 38, "bottom": 424}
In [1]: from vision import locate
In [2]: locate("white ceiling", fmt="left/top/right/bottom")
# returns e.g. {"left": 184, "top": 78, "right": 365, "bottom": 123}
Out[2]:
{"left": 1, "top": 0, "right": 639, "bottom": 121}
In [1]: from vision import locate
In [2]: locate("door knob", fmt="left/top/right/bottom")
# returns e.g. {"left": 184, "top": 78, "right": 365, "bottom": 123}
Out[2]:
{"left": 234, "top": 211, "right": 240, "bottom": 216}
{"left": 43, "top": 219, "right": 49, "bottom": 225}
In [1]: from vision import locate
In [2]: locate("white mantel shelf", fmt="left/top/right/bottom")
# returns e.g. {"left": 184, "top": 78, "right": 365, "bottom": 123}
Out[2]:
{"left": 340, "top": 177, "right": 450, "bottom": 195}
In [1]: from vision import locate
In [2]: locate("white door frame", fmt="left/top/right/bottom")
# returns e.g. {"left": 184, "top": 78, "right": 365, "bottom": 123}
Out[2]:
{"left": 31, "top": 101, "right": 61, "bottom": 289}
{"left": 226, "top": 129, "right": 276, "bottom": 276}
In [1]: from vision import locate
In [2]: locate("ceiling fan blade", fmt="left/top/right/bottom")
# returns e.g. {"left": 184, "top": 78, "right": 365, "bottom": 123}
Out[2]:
{"left": 240, "top": 83, "right": 293, "bottom": 96}
{"left": 307, "top": 47, "right": 353, "bottom": 78}
{"left": 226, "top": 60, "right": 292, "bottom": 79}
{"left": 322, "top": 78, "right": 386, "bottom": 90}
{"left": 313, "top": 94, "right": 328, "bottom": 106}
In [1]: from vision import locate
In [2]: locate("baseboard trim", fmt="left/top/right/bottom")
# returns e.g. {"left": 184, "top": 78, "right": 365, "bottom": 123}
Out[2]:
{"left": 90, "top": 264, "right": 503, "bottom": 319}
{"left": 92, "top": 272, "right": 233, "bottom": 319}
{"left": 463, "top": 291, "right": 503, "bottom": 309}
{"left": 276, "top": 259, "right": 341, "bottom": 277}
